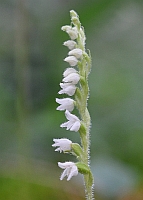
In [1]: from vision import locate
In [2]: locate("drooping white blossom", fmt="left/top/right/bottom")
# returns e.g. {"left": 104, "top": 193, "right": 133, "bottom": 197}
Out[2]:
{"left": 64, "top": 56, "right": 78, "bottom": 66}
{"left": 63, "top": 40, "right": 77, "bottom": 50}
{"left": 56, "top": 98, "right": 75, "bottom": 111}
{"left": 58, "top": 82, "right": 76, "bottom": 96}
{"left": 52, "top": 138, "right": 72, "bottom": 153}
{"left": 58, "top": 161, "right": 78, "bottom": 181}
{"left": 68, "top": 48, "right": 82, "bottom": 59}
{"left": 60, "top": 110, "right": 80, "bottom": 132}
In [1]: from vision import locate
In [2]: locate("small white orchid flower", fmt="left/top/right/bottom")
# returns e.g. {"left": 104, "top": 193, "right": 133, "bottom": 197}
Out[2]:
{"left": 61, "top": 26, "right": 78, "bottom": 40}
{"left": 63, "top": 72, "right": 80, "bottom": 84}
{"left": 56, "top": 98, "right": 75, "bottom": 111}
{"left": 68, "top": 48, "right": 82, "bottom": 59}
{"left": 52, "top": 138, "right": 72, "bottom": 153}
{"left": 62, "top": 68, "right": 80, "bottom": 84}
{"left": 63, "top": 68, "right": 77, "bottom": 77}
{"left": 58, "top": 83, "right": 76, "bottom": 96}
{"left": 58, "top": 161, "right": 78, "bottom": 181}
{"left": 60, "top": 110, "right": 80, "bottom": 132}
{"left": 64, "top": 56, "right": 78, "bottom": 66}
{"left": 63, "top": 40, "right": 77, "bottom": 50}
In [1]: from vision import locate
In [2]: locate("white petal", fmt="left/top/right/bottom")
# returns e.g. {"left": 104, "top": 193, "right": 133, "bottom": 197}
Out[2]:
{"left": 56, "top": 98, "right": 74, "bottom": 111}
{"left": 67, "top": 165, "right": 78, "bottom": 181}
{"left": 62, "top": 73, "right": 80, "bottom": 84}
{"left": 64, "top": 56, "right": 78, "bottom": 66}
{"left": 61, "top": 25, "right": 72, "bottom": 32}
{"left": 61, "top": 26, "right": 78, "bottom": 40}
{"left": 59, "top": 83, "right": 76, "bottom": 96}
{"left": 58, "top": 162, "right": 78, "bottom": 181}
{"left": 65, "top": 110, "right": 79, "bottom": 122}
{"left": 67, "top": 29, "right": 78, "bottom": 40}
{"left": 68, "top": 48, "right": 82, "bottom": 59}
{"left": 63, "top": 40, "right": 77, "bottom": 50}
{"left": 70, "top": 120, "right": 81, "bottom": 132}
{"left": 63, "top": 68, "right": 77, "bottom": 77}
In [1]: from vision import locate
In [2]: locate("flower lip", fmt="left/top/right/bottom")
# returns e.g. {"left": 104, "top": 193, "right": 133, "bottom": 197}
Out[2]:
{"left": 58, "top": 161, "right": 78, "bottom": 181}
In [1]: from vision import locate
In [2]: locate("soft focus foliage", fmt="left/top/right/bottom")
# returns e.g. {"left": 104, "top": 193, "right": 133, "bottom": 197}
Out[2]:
{"left": 1, "top": 0, "right": 143, "bottom": 199}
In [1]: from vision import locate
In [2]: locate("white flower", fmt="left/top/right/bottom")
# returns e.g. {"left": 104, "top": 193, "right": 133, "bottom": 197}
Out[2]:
{"left": 64, "top": 56, "right": 78, "bottom": 66}
{"left": 58, "top": 83, "right": 76, "bottom": 96}
{"left": 52, "top": 138, "right": 72, "bottom": 153}
{"left": 56, "top": 98, "right": 74, "bottom": 111}
{"left": 58, "top": 161, "right": 78, "bottom": 181}
{"left": 63, "top": 40, "right": 77, "bottom": 50}
{"left": 63, "top": 68, "right": 77, "bottom": 77}
{"left": 61, "top": 26, "right": 78, "bottom": 40}
{"left": 62, "top": 68, "right": 80, "bottom": 84}
{"left": 60, "top": 110, "right": 80, "bottom": 132}
{"left": 68, "top": 48, "right": 82, "bottom": 59}
{"left": 62, "top": 72, "right": 80, "bottom": 84}
{"left": 61, "top": 25, "right": 71, "bottom": 32}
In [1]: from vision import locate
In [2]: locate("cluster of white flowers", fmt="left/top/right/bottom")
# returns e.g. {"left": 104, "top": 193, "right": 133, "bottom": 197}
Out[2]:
{"left": 52, "top": 11, "right": 85, "bottom": 181}
{"left": 52, "top": 12, "right": 94, "bottom": 200}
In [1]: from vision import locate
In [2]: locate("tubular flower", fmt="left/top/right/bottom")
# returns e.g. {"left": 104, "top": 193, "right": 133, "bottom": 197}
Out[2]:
{"left": 58, "top": 82, "right": 76, "bottom": 96}
{"left": 63, "top": 40, "right": 77, "bottom": 50}
{"left": 64, "top": 56, "right": 78, "bottom": 66}
{"left": 52, "top": 138, "right": 72, "bottom": 153}
{"left": 68, "top": 48, "right": 82, "bottom": 59}
{"left": 58, "top": 161, "right": 78, "bottom": 181}
{"left": 60, "top": 110, "right": 80, "bottom": 132}
{"left": 56, "top": 98, "right": 75, "bottom": 112}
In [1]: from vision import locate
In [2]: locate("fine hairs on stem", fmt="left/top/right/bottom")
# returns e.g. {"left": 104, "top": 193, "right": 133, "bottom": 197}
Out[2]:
{"left": 52, "top": 10, "right": 94, "bottom": 200}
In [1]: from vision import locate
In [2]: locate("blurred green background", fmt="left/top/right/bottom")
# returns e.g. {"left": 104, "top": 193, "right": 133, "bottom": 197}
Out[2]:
{"left": 1, "top": 0, "right": 143, "bottom": 199}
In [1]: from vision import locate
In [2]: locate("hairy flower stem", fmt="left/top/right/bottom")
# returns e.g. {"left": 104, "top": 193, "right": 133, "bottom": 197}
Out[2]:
{"left": 77, "top": 82, "right": 94, "bottom": 200}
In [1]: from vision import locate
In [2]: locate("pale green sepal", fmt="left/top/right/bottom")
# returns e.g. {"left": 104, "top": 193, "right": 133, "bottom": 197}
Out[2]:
{"left": 79, "top": 122, "right": 86, "bottom": 135}
{"left": 76, "top": 162, "right": 90, "bottom": 174}
{"left": 75, "top": 87, "right": 82, "bottom": 101}
{"left": 80, "top": 76, "right": 86, "bottom": 87}
{"left": 71, "top": 143, "right": 83, "bottom": 157}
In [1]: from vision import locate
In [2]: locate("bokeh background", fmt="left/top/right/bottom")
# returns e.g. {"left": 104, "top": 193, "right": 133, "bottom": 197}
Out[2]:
{"left": 1, "top": 0, "right": 143, "bottom": 199}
